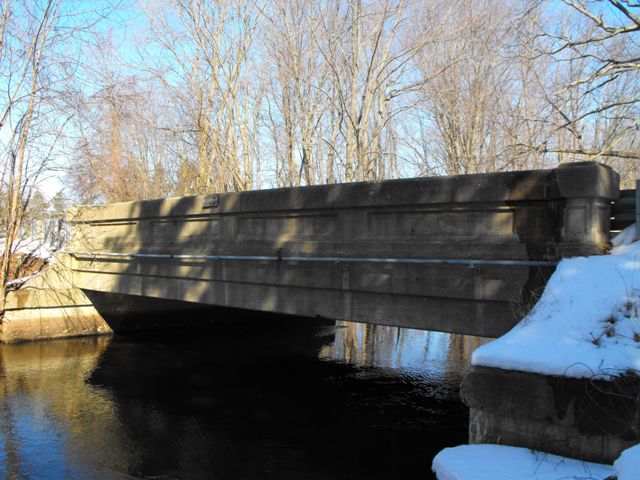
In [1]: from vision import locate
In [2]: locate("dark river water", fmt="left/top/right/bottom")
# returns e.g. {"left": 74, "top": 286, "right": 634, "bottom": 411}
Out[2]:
{"left": 0, "top": 312, "right": 488, "bottom": 480}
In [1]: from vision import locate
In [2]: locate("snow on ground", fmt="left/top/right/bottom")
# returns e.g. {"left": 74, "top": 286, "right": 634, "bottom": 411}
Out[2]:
{"left": 17, "top": 239, "right": 53, "bottom": 260}
{"left": 612, "top": 224, "right": 637, "bottom": 249}
{"left": 614, "top": 444, "right": 640, "bottom": 480}
{"left": 0, "top": 237, "right": 53, "bottom": 260}
{"left": 471, "top": 224, "right": 640, "bottom": 379}
{"left": 432, "top": 444, "right": 614, "bottom": 480}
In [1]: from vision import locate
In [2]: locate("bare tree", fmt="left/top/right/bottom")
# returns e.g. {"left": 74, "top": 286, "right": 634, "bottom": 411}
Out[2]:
{"left": 261, "top": 0, "right": 333, "bottom": 187}
{"left": 540, "top": 0, "right": 640, "bottom": 184}
{"left": 70, "top": 68, "right": 178, "bottom": 203}
{"left": 0, "top": 0, "right": 113, "bottom": 305}
{"left": 405, "top": 0, "right": 554, "bottom": 176}
{"left": 319, "top": 0, "right": 412, "bottom": 182}
{"left": 139, "top": 0, "right": 262, "bottom": 194}
{"left": 55, "top": 0, "right": 639, "bottom": 214}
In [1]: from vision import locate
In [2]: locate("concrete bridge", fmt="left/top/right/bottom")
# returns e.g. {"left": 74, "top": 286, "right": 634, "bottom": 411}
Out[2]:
{"left": 2, "top": 160, "right": 635, "bottom": 470}
{"left": 2, "top": 161, "right": 611, "bottom": 341}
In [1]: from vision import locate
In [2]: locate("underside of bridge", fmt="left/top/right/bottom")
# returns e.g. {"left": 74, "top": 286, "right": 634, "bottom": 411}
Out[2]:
{"left": 46, "top": 161, "right": 617, "bottom": 339}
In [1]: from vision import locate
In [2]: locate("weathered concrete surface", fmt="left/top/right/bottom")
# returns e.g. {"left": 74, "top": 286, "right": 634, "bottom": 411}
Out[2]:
{"left": 461, "top": 365, "right": 640, "bottom": 464}
{"left": 1, "top": 255, "right": 113, "bottom": 343}
{"left": 65, "top": 162, "right": 619, "bottom": 337}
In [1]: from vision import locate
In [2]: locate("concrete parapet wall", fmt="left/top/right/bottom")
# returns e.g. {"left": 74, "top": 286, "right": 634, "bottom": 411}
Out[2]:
{"left": 65, "top": 162, "right": 619, "bottom": 337}
{"left": 461, "top": 365, "right": 640, "bottom": 464}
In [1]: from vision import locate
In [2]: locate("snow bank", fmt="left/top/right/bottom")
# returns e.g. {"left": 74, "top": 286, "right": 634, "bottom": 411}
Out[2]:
{"left": 614, "top": 444, "right": 640, "bottom": 480}
{"left": 472, "top": 225, "right": 640, "bottom": 379}
{"left": 15, "top": 238, "right": 53, "bottom": 259}
{"left": 611, "top": 224, "right": 637, "bottom": 248}
{"left": 432, "top": 444, "right": 614, "bottom": 480}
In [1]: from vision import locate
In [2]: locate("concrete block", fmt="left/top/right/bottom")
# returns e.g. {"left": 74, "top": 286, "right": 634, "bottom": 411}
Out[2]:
{"left": 461, "top": 365, "right": 640, "bottom": 464}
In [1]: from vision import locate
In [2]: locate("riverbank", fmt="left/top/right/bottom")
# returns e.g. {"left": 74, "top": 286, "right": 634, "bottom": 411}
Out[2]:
{"left": 433, "top": 227, "right": 640, "bottom": 478}
{"left": 472, "top": 233, "right": 640, "bottom": 380}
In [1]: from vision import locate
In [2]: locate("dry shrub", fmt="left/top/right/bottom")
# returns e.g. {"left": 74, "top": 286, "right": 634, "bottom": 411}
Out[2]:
{"left": 7, "top": 253, "right": 48, "bottom": 283}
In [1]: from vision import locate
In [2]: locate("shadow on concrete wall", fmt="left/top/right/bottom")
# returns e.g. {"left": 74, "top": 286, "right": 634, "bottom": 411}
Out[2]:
{"left": 66, "top": 163, "right": 618, "bottom": 337}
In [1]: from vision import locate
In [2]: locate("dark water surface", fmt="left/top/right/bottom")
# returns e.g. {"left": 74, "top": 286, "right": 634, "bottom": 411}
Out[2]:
{"left": 0, "top": 314, "right": 488, "bottom": 480}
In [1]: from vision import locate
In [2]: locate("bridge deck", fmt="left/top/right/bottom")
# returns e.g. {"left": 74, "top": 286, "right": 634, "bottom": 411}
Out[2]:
{"left": 66, "top": 162, "right": 618, "bottom": 337}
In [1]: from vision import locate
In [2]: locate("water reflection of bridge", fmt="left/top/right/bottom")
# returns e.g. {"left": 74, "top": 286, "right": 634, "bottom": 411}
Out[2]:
{"left": 0, "top": 319, "right": 481, "bottom": 479}
{"left": 320, "top": 321, "right": 488, "bottom": 373}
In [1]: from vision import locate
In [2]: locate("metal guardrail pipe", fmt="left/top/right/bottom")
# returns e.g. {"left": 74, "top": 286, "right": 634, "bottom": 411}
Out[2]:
{"left": 63, "top": 250, "right": 558, "bottom": 267}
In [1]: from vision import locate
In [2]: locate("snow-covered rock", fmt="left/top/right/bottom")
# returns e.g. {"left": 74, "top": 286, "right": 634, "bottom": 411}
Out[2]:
{"left": 432, "top": 444, "right": 614, "bottom": 480}
{"left": 432, "top": 443, "right": 640, "bottom": 480}
{"left": 472, "top": 224, "right": 640, "bottom": 380}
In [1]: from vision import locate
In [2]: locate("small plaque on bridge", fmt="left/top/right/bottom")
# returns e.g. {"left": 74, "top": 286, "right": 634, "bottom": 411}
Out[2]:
{"left": 203, "top": 195, "right": 219, "bottom": 208}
